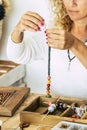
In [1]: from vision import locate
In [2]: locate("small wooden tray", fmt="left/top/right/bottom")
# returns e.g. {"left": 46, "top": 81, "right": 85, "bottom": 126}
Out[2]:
{"left": 20, "top": 96, "right": 87, "bottom": 128}
{"left": 0, "top": 86, "right": 30, "bottom": 116}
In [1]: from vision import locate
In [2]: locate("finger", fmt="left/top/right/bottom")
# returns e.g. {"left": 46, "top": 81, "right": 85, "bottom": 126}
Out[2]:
{"left": 48, "top": 39, "right": 65, "bottom": 49}
{"left": 27, "top": 11, "right": 44, "bottom": 22}
{"left": 47, "top": 38, "right": 60, "bottom": 47}
{"left": 23, "top": 14, "right": 44, "bottom": 27}
{"left": 22, "top": 24, "right": 37, "bottom": 32}
{"left": 47, "top": 33, "right": 65, "bottom": 40}
{"left": 48, "top": 42, "right": 61, "bottom": 49}
{"left": 21, "top": 20, "right": 40, "bottom": 31}
{"left": 23, "top": 11, "right": 44, "bottom": 27}
{"left": 46, "top": 28, "right": 65, "bottom": 35}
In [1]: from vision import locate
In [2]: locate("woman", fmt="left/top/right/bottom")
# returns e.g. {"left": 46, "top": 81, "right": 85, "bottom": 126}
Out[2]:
{"left": 48, "top": 0, "right": 87, "bottom": 68}
{"left": 7, "top": 0, "right": 87, "bottom": 98}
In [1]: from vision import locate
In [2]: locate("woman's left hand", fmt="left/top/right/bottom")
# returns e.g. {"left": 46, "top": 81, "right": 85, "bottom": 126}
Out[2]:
{"left": 46, "top": 28, "right": 76, "bottom": 50}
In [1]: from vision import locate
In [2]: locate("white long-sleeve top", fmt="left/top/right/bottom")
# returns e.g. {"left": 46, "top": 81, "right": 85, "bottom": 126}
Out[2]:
{"left": 7, "top": 31, "right": 87, "bottom": 99}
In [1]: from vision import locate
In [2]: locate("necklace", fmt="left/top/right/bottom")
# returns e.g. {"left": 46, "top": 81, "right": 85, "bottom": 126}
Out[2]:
{"left": 42, "top": 23, "right": 52, "bottom": 98}
{"left": 46, "top": 46, "right": 52, "bottom": 98}
{"left": 67, "top": 39, "right": 87, "bottom": 71}
{"left": 67, "top": 49, "right": 76, "bottom": 71}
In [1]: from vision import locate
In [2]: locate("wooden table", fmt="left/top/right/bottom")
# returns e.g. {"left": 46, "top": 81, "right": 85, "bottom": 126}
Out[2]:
{"left": 0, "top": 93, "right": 53, "bottom": 130}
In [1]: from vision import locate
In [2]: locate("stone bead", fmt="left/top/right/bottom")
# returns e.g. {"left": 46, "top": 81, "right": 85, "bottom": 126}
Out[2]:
{"left": 47, "top": 76, "right": 51, "bottom": 80}
{"left": 46, "top": 90, "right": 50, "bottom": 94}
{"left": 48, "top": 104, "right": 56, "bottom": 113}
{"left": 47, "top": 84, "right": 50, "bottom": 87}
{"left": 46, "top": 88, "right": 50, "bottom": 91}
{"left": 47, "top": 80, "right": 51, "bottom": 84}
{"left": 46, "top": 94, "right": 52, "bottom": 98}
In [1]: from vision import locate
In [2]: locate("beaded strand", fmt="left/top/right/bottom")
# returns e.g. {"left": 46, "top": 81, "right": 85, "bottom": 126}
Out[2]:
{"left": 41, "top": 23, "right": 52, "bottom": 98}
{"left": 46, "top": 46, "right": 52, "bottom": 98}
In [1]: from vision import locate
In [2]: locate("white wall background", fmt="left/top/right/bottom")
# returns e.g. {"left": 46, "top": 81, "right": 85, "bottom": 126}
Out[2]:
{"left": 0, "top": 0, "right": 50, "bottom": 94}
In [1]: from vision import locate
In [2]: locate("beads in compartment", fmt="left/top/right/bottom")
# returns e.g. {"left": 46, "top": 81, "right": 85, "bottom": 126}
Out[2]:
{"left": 72, "top": 104, "right": 87, "bottom": 119}
{"left": 0, "top": 91, "right": 15, "bottom": 105}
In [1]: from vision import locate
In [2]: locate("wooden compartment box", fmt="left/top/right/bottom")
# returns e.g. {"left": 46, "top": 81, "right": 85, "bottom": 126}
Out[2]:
{"left": 20, "top": 95, "right": 87, "bottom": 128}
{"left": 0, "top": 86, "right": 30, "bottom": 116}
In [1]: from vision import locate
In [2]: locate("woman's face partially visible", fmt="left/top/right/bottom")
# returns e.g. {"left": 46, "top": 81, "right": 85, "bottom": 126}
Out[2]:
{"left": 62, "top": 0, "right": 87, "bottom": 21}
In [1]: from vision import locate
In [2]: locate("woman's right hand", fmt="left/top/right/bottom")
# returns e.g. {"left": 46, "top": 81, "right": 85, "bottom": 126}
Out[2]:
{"left": 16, "top": 11, "right": 44, "bottom": 32}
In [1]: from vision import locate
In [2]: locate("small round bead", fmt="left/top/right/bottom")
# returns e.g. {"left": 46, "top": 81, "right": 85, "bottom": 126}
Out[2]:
{"left": 46, "top": 94, "right": 52, "bottom": 98}
{"left": 48, "top": 104, "right": 56, "bottom": 112}
{"left": 47, "top": 79, "right": 51, "bottom": 81}
{"left": 47, "top": 76, "right": 51, "bottom": 80}
{"left": 46, "top": 90, "right": 50, "bottom": 94}
{"left": 47, "top": 80, "right": 51, "bottom": 84}
{"left": 51, "top": 104, "right": 56, "bottom": 109}
{"left": 48, "top": 106, "right": 54, "bottom": 113}
{"left": 46, "top": 88, "right": 50, "bottom": 91}
{"left": 47, "top": 84, "right": 50, "bottom": 87}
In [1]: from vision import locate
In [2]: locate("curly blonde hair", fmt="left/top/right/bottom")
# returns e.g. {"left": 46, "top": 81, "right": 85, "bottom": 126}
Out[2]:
{"left": 49, "top": 0, "right": 73, "bottom": 31}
